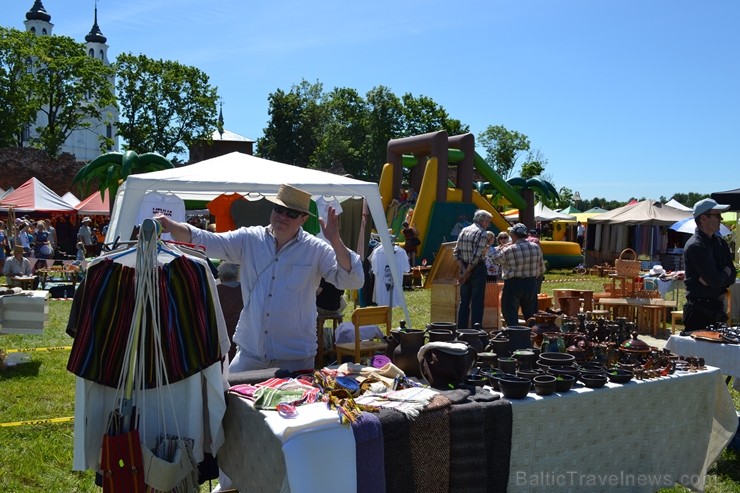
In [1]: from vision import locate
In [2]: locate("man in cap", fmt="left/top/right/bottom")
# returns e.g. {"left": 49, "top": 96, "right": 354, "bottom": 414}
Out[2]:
{"left": 157, "top": 183, "right": 364, "bottom": 372}
{"left": 682, "top": 198, "right": 736, "bottom": 333}
{"left": 490, "top": 222, "right": 546, "bottom": 326}
{"left": 453, "top": 209, "right": 493, "bottom": 329}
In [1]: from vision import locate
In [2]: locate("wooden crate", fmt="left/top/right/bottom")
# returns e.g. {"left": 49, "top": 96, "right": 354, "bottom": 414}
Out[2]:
{"left": 431, "top": 282, "right": 458, "bottom": 324}
{"left": 0, "top": 290, "right": 50, "bottom": 335}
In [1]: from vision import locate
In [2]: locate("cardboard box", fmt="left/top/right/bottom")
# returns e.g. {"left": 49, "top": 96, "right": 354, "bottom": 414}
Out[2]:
{"left": 0, "top": 290, "right": 50, "bottom": 335}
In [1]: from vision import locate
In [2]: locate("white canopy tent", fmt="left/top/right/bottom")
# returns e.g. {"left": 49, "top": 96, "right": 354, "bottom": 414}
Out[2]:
{"left": 105, "top": 152, "right": 410, "bottom": 323}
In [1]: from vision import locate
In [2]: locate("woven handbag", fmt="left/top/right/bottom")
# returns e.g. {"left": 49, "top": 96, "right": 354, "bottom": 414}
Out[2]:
{"left": 615, "top": 248, "right": 640, "bottom": 277}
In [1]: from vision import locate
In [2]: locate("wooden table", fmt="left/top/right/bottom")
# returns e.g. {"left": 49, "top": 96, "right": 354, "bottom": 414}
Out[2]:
{"left": 36, "top": 267, "right": 79, "bottom": 289}
{"left": 217, "top": 367, "right": 737, "bottom": 493}
{"left": 553, "top": 289, "right": 594, "bottom": 314}
{"left": 594, "top": 298, "right": 677, "bottom": 335}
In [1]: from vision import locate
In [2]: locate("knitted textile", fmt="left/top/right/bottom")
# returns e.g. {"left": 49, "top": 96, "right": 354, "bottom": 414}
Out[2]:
{"left": 352, "top": 412, "right": 386, "bottom": 493}
{"left": 378, "top": 408, "right": 414, "bottom": 493}
{"left": 409, "top": 394, "right": 452, "bottom": 493}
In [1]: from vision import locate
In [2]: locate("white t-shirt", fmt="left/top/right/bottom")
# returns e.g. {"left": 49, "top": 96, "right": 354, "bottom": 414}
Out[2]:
{"left": 135, "top": 191, "right": 186, "bottom": 241}
{"left": 370, "top": 244, "right": 410, "bottom": 307}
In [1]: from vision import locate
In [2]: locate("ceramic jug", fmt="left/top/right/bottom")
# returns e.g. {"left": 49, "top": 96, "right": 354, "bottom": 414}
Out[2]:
{"left": 392, "top": 329, "right": 425, "bottom": 378}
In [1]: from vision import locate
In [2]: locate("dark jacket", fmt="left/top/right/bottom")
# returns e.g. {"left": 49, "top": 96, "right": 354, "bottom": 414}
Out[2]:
{"left": 683, "top": 228, "right": 736, "bottom": 301}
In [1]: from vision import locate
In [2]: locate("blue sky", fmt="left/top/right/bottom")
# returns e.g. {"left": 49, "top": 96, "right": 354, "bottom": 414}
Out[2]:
{"left": 4, "top": 0, "right": 739, "bottom": 203}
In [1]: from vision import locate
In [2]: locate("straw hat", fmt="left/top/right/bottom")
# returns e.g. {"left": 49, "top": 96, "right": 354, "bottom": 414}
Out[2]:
{"left": 266, "top": 184, "right": 313, "bottom": 216}
{"left": 13, "top": 245, "right": 24, "bottom": 254}
{"left": 81, "top": 216, "right": 91, "bottom": 223}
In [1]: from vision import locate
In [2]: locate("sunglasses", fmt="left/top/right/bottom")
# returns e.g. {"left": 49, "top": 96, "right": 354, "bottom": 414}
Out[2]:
{"left": 273, "top": 204, "right": 305, "bottom": 219}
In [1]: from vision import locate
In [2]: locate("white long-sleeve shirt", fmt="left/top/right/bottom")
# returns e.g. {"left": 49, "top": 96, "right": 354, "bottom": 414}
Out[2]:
{"left": 190, "top": 225, "right": 364, "bottom": 361}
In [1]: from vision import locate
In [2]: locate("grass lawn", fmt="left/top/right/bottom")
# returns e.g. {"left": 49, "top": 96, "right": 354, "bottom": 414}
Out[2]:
{"left": 0, "top": 270, "right": 738, "bottom": 492}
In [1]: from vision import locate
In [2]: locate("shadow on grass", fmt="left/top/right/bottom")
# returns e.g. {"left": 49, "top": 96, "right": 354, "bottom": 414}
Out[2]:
{"left": 0, "top": 360, "right": 42, "bottom": 379}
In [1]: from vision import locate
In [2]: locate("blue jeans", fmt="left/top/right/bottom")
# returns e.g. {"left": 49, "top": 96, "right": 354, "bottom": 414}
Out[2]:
{"left": 501, "top": 277, "right": 539, "bottom": 326}
{"left": 457, "top": 262, "right": 487, "bottom": 329}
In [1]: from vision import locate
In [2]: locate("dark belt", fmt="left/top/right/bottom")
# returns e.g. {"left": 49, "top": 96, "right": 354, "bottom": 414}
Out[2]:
{"left": 686, "top": 296, "right": 723, "bottom": 304}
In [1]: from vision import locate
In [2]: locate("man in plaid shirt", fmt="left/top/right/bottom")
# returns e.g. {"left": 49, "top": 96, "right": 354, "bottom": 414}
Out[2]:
{"left": 490, "top": 223, "right": 546, "bottom": 326}
{"left": 453, "top": 210, "right": 493, "bottom": 329}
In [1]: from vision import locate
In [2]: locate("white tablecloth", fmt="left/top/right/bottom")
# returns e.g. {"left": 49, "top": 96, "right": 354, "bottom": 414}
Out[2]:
{"left": 218, "top": 369, "right": 737, "bottom": 493}
{"left": 508, "top": 368, "right": 737, "bottom": 492}
{"left": 666, "top": 335, "right": 740, "bottom": 390}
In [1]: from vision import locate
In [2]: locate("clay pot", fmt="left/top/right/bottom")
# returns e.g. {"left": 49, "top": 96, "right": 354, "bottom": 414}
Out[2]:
{"left": 487, "top": 334, "right": 510, "bottom": 357}
{"left": 392, "top": 330, "right": 425, "bottom": 378}
{"left": 427, "top": 329, "right": 455, "bottom": 343}
{"left": 512, "top": 349, "right": 535, "bottom": 371}
{"left": 533, "top": 374, "right": 557, "bottom": 396}
{"left": 527, "top": 312, "right": 560, "bottom": 347}
{"left": 456, "top": 328, "right": 486, "bottom": 353}
{"left": 502, "top": 326, "right": 533, "bottom": 352}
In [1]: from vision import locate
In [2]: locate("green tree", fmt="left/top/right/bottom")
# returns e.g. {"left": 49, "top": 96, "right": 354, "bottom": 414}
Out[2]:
{"left": 311, "top": 87, "right": 368, "bottom": 178}
{"left": 0, "top": 28, "right": 40, "bottom": 148}
{"left": 26, "top": 33, "right": 116, "bottom": 156}
{"left": 115, "top": 53, "right": 218, "bottom": 162}
{"left": 399, "top": 93, "right": 468, "bottom": 137}
{"left": 363, "top": 85, "right": 403, "bottom": 177}
{"left": 257, "top": 79, "right": 325, "bottom": 167}
{"left": 477, "top": 125, "right": 531, "bottom": 180}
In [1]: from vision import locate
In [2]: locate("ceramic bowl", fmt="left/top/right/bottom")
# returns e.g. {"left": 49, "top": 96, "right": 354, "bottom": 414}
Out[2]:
{"left": 465, "top": 374, "right": 488, "bottom": 387}
{"left": 554, "top": 374, "right": 576, "bottom": 392}
{"left": 581, "top": 373, "right": 608, "bottom": 389}
{"left": 579, "top": 370, "right": 607, "bottom": 383}
{"left": 497, "top": 375, "right": 532, "bottom": 399}
{"left": 547, "top": 364, "right": 581, "bottom": 380}
{"left": 607, "top": 369, "right": 634, "bottom": 384}
{"left": 579, "top": 362, "right": 607, "bottom": 373}
{"left": 484, "top": 369, "right": 504, "bottom": 391}
{"left": 533, "top": 374, "right": 557, "bottom": 396}
{"left": 539, "top": 352, "right": 576, "bottom": 367}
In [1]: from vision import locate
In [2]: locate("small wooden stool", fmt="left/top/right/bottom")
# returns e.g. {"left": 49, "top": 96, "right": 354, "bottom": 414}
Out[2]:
{"left": 670, "top": 310, "right": 683, "bottom": 334}
{"left": 316, "top": 314, "right": 343, "bottom": 368}
{"left": 639, "top": 305, "right": 665, "bottom": 337}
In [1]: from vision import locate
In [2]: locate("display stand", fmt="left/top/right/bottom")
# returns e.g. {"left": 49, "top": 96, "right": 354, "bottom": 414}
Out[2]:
{"left": 609, "top": 274, "right": 637, "bottom": 297}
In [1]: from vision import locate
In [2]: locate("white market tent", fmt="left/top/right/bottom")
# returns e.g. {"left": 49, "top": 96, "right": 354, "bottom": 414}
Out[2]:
{"left": 62, "top": 191, "right": 81, "bottom": 207}
{"left": 106, "top": 152, "right": 410, "bottom": 322}
{"left": 665, "top": 198, "right": 692, "bottom": 212}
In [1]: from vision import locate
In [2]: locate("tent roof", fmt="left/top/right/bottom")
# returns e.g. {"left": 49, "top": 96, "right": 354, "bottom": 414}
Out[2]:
{"left": 587, "top": 199, "right": 691, "bottom": 226}
{"left": 558, "top": 205, "right": 581, "bottom": 214}
{"left": 583, "top": 206, "right": 608, "bottom": 214}
{"left": 665, "top": 198, "right": 692, "bottom": 211}
{"left": 75, "top": 191, "right": 110, "bottom": 215}
{"left": 62, "top": 191, "right": 80, "bottom": 207}
{"left": 0, "top": 177, "right": 74, "bottom": 212}
{"left": 711, "top": 188, "right": 740, "bottom": 211}
{"left": 535, "top": 202, "right": 576, "bottom": 221}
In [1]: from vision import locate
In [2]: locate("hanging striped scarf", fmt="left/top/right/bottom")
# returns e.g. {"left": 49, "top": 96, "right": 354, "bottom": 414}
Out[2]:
{"left": 67, "top": 256, "right": 221, "bottom": 387}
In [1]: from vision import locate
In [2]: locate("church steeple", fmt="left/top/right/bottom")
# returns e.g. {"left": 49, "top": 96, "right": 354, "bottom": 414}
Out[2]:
{"left": 25, "top": 0, "right": 51, "bottom": 23}
{"left": 85, "top": 2, "right": 107, "bottom": 44}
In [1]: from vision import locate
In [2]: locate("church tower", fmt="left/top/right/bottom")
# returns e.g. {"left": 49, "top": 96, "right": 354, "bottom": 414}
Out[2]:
{"left": 22, "top": 0, "right": 119, "bottom": 161}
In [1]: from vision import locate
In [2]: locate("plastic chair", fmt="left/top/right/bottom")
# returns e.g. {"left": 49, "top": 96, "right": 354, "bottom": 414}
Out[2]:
{"left": 334, "top": 306, "right": 392, "bottom": 364}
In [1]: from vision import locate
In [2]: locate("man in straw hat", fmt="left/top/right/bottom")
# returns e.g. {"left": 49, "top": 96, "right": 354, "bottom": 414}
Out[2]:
{"left": 157, "top": 184, "right": 364, "bottom": 372}
{"left": 682, "top": 198, "right": 736, "bottom": 333}
{"left": 78, "top": 216, "right": 93, "bottom": 246}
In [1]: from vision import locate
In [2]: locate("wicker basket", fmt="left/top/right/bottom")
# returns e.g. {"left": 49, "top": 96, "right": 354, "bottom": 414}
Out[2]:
{"left": 615, "top": 248, "right": 640, "bottom": 277}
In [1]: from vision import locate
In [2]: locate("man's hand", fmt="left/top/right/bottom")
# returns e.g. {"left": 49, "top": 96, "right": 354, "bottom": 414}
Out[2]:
{"left": 319, "top": 206, "right": 340, "bottom": 243}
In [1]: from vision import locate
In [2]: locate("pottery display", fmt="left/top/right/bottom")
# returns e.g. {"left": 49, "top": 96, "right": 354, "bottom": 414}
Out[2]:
{"left": 476, "top": 352, "right": 498, "bottom": 369}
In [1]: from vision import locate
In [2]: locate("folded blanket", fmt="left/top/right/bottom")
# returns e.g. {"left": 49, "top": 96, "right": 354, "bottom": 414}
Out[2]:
{"left": 352, "top": 412, "right": 385, "bottom": 493}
